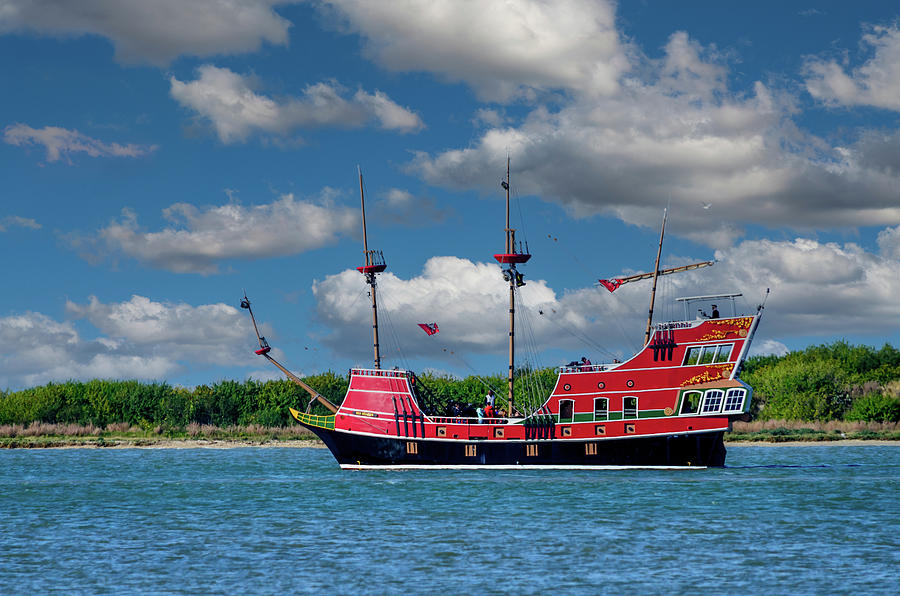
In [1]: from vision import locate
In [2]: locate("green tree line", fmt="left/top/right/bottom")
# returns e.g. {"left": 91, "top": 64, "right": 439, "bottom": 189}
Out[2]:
{"left": 1, "top": 341, "right": 898, "bottom": 429}
{"left": 741, "top": 341, "right": 900, "bottom": 422}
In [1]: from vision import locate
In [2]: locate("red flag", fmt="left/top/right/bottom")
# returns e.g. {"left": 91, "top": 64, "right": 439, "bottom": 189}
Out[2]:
{"left": 599, "top": 278, "right": 622, "bottom": 292}
{"left": 418, "top": 323, "right": 439, "bottom": 336}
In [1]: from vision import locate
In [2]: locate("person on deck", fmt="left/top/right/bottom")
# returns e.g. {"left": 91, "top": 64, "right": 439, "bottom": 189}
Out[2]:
{"left": 711, "top": 305, "right": 720, "bottom": 318}
{"left": 484, "top": 403, "right": 494, "bottom": 419}
{"left": 580, "top": 356, "right": 591, "bottom": 370}
{"left": 485, "top": 389, "right": 495, "bottom": 407}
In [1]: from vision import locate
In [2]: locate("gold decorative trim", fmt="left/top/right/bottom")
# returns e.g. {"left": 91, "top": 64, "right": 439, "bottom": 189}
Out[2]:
{"left": 681, "top": 364, "right": 733, "bottom": 386}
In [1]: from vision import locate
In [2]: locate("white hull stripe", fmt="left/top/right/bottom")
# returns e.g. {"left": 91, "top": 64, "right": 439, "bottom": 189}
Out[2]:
{"left": 340, "top": 463, "right": 708, "bottom": 470}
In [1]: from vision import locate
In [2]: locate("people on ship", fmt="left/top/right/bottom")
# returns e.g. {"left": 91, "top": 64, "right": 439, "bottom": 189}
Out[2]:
{"left": 485, "top": 389, "right": 495, "bottom": 407}
{"left": 484, "top": 403, "right": 495, "bottom": 419}
{"left": 711, "top": 304, "right": 720, "bottom": 318}
{"left": 580, "top": 356, "right": 592, "bottom": 370}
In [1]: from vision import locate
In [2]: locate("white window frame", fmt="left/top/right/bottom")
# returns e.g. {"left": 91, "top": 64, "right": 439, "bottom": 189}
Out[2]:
{"left": 559, "top": 399, "right": 575, "bottom": 423}
{"left": 701, "top": 389, "right": 724, "bottom": 414}
{"left": 723, "top": 388, "right": 746, "bottom": 413}
{"left": 680, "top": 391, "right": 702, "bottom": 415}
{"left": 623, "top": 396, "right": 638, "bottom": 419}
{"left": 593, "top": 397, "right": 609, "bottom": 421}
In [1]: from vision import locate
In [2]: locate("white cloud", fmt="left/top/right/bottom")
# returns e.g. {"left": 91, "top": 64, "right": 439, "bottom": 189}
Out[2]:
{"left": 0, "top": 216, "right": 40, "bottom": 232}
{"left": 3, "top": 123, "right": 156, "bottom": 163}
{"left": 0, "top": 295, "right": 260, "bottom": 388}
{"left": 804, "top": 24, "right": 900, "bottom": 111}
{"left": 311, "top": 233, "right": 900, "bottom": 366}
{"left": 0, "top": 0, "right": 293, "bottom": 65}
{"left": 322, "top": 0, "right": 628, "bottom": 101}
{"left": 71, "top": 192, "right": 359, "bottom": 274}
{"left": 406, "top": 27, "right": 900, "bottom": 238}
{"left": 170, "top": 65, "right": 424, "bottom": 143}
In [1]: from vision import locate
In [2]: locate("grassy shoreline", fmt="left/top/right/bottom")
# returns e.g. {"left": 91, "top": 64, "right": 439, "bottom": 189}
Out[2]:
{"left": 1, "top": 421, "right": 898, "bottom": 449}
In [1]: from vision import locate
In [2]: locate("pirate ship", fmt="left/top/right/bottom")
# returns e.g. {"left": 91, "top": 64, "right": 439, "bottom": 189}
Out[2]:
{"left": 242, "top": 164, "right": 764, "bottom": 469}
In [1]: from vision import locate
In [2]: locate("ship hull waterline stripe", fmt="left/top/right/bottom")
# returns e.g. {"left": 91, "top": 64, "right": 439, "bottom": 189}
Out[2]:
{"left": 340, "top": 463, "right": 708, "bottom": 470}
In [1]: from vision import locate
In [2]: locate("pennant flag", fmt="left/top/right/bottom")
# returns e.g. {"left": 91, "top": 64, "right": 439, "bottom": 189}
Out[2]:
{"left": 599, "top": 278, "right": 623, "bottom": 292}
{"left": 418, "top": 323, "right": 439, "bottom": 336}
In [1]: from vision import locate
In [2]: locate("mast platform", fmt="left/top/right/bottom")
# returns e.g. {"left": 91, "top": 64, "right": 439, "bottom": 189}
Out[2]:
{"left": 494, "top": 253, "right": 531, "bottom": 264}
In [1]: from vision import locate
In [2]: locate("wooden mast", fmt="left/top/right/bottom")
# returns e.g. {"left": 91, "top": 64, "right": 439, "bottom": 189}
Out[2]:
{"left": 644, "top": 208, "right": 667, "bottom": 345}
{"left": 358, "top": 167, "right": 383, "bottom": 369}
{"left": 505, "top": 157, "right": 515, "bottom": 416}
{"left": 491, "top": 156, "right": 530, "bottom": 416}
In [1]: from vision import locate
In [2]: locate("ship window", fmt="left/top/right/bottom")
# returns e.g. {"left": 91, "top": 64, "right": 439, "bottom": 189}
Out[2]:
{"left": 699, "top": 346, "right": 717, "bottom": 364}
{"left": 684, "top": 347, "right": 701, "bottom": 365}
{"left": 559, "top": 399, "right": 574, "bottom": 423}
{"left": 593, "top": 397, "right": 608, "bottom": 421}
{"left": 701, "top": 390, "right": 724, "bottom": 413}
{"left": 465, "top": 444, "right": 477, "bottom": 457}
{"left": 623, "top": 396, "right": 637, "bottom": 419}
{"left": 714, "top": 344, "right": 734, "bottom": 363}
{"left": 680, "top": 391, "right": 702, "bottom": 414}
{"left": 723, "top": 388, "right": 746, "bottom": 412}
{"left": 526, "top": 444, "right": 538, "bottom": 457}
{"left": 406, "top": 441, "right": 418, "bottom": 454}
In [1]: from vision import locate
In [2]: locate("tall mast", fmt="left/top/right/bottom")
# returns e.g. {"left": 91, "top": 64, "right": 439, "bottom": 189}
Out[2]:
{"left": 357, "top": 167, "right": 386, "bottom": 369}
{"left": 494, "top": 156, "right": 530, "bottom": 416}
{"left": 644, "top": 208, "right": 667, "bottom": 345}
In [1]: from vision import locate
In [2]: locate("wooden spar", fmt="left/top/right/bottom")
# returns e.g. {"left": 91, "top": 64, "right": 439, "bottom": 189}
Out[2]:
{"left": 262, "top": 354, "right": 338, "bottom": 413}
{"left": 239, "top": 295, "right": 338, "bottom": 413}
{"left": 358, "top": 167, "right": 381, "bottom": 370}
{"left": 604, "top": 260, "right": 714, "bottom": 287}
{"left": 644, "top": 209, "right": 667, "bottom": 345}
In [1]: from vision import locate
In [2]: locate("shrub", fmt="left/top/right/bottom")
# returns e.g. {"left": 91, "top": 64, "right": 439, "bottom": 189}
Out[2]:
{"left": 845, "top": 393, "right": 900, "bottom": 423}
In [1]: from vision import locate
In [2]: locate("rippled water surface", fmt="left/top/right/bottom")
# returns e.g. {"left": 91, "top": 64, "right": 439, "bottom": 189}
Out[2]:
{"left": 1, "top": 445, "right": 897, "bottom": 594}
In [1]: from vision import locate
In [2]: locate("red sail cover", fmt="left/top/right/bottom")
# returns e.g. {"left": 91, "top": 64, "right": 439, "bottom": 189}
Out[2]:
{"left": 599, "top": 278, "right": 622, "bottom": 292}
{"left": 418, "top": 323, "right": 439, "bottom": 335}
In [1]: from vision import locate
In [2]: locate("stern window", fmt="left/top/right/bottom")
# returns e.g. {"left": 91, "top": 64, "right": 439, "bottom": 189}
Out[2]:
{"left": 701, "top": 390, "right": 724, "bottom": 414}
{"left": 723, "top": 388, "right": 746, "bottom": 412}
{"left": 680, "top": 391, "right": 702, "bottom": 415}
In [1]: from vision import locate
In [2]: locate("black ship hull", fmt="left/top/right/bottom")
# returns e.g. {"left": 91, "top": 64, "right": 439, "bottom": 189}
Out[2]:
{"left": 303, "top": 425, "right": 727, "bottom": 469}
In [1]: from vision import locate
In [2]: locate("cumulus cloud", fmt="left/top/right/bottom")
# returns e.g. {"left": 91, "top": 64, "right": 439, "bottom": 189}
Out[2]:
{"left": 0, "top": 216, "right": 40, "bottom": 232}
{"left": 0, "top": 295, "right": 260, "bottom": 388}
{"left": 3, "top": 123, "right": 156, "bottom": 163}
{"left": 0, "top": 0, "right": 293, "bottom": 65}
{"left": 405, "top": 27, "right": 900, "bottom": 239}
{"left": 322, "top": 0, "right": 627, "bottom": 102}
{"left": 804, "top": 24, "right": 900, "bottom": 111}
{"left": 170, "top": 65, "right": 424, "bottom": 143}
{"left": 70, "top": 192, "right": 359, "bottom": 274}
{"left": 311, "top": 234, "right": 900, "bottom": 366}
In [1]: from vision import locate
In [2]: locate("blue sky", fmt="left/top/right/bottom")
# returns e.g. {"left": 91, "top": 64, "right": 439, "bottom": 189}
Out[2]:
{"left": 3, "top": 0, "right": 900, "bottom": 389}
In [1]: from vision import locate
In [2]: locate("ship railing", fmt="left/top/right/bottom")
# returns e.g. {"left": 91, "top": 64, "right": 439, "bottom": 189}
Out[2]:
{"left": 558, "top": 363, "right": 621, "bottom": 374}
{"left": 351, "top": 367, "right": 411, "bottom": 379}
{"left": 430, "top": 416, "right": 510, "bottom": 425}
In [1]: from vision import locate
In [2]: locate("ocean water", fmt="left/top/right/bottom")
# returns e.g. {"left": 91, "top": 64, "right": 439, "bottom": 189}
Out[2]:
{"left": 0, "top": 445, "right": 897, "bottom": 595}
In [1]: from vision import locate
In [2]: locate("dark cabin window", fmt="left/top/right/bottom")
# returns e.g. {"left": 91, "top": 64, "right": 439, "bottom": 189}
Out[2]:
{"left": 559, "top": 400, "right": 574, "bottom": 423}
{"left": 680, "top": 391, "right": 702, "bottom": 414}
{"left": 594, "top": 397, "right": 609, "bottom": 421}
{"left": 623, "top": 396, "right": 638, "bottom": 419}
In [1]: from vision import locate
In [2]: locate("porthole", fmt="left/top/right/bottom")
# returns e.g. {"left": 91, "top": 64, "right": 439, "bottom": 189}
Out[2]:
{"left": 563, "top": 383, "right": 571, "bottom": 391}
{"left": 626, "top": 380, "right": 634, "bottom": 388}
{"left": 597, "top": 381, "right": 605, "bottom": 389}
